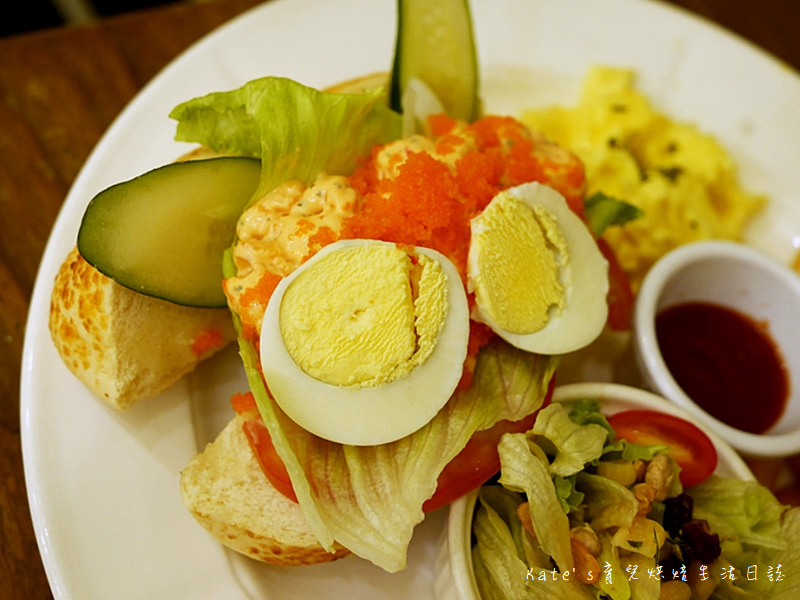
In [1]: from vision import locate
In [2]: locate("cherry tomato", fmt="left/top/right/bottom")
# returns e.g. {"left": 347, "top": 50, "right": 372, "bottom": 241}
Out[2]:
{"left": 596, "top": 238, "right": 634, "bottom": 331}
{"left": 234, "top": 379, "right": 554, "bottom": 511}
{"left": 606, "top": 410, "right": 718, "bottom": 487}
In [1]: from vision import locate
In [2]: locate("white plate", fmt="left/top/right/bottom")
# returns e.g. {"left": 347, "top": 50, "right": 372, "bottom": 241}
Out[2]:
{"left": 440, "top": 383, "right": 756, "bottom": 600}
{"left": 20, "top": 0, "right": 800, "bottom": 598}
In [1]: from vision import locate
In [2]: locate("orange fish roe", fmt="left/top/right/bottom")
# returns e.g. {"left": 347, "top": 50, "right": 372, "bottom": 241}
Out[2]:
{"left": 464, "top": 115, "right": 586, "bottom": 216}
{"left": 231, "top": 391, "right": 258, "bottom": 415}
{"left": 428, "top": 113, "right": 459, "bottom": 138}
{"left": 305, "top": 225, "right": 338, "bottom": 260}
{"left": 191, "top": 327, "right": 225, "bottom": 357}
{"left": 344, "top": 151, "right": 469, "bottom": 274}
{"left": 237, "top": 270, "right": 283, "bottom": 345}
{"left": 343, "top": 114, "right": 586, "bottom": 278}
{"left": 342, "top": 113, "right": 587, "bottom": 371}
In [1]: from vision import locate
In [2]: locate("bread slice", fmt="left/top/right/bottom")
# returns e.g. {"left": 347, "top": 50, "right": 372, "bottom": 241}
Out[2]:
{"left": 180, "top": 413, "right": 350, "bottom": 565}
{"left": 325, "top": 71, "right": 388, "bottom": 94}
{"left": 49, "top": 247, "right": 236, "bottom": 410}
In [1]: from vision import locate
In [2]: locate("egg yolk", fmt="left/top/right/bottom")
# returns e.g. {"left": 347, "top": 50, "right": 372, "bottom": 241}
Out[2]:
{"left": 469, "top": 191, "right": 568, "bottom": 334}
{"left": 278, "top": 242, "right": 448, "bottom": 388}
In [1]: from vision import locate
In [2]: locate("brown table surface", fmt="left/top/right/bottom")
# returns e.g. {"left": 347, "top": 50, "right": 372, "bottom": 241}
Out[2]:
{"left": 2, "top": 0, "right": 800, "bottom": 597}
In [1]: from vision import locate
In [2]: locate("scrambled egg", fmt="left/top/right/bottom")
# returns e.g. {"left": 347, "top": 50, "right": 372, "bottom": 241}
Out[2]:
{"left": 522, "top": 66, "right": 765, "bottom": 289}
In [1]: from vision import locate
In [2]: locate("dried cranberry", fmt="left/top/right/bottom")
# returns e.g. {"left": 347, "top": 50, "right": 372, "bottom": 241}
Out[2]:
{"left": 682, "top": 519, "right": 721, "bottom": 564}
{"left": 663, "top": 493, "right": 693, "bottom": 538}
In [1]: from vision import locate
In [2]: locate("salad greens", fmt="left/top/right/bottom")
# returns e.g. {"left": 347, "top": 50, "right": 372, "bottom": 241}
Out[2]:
{"left": 583, "top": 192, "right": 644, "bottom": 238}
{"left": 473, "top": 400, "right": 800, "bottom": 599}
{"left": 170, "top": 76, "right": 403, "bottom": 201}
{"left": 238, "top": 319, "right": 555, "bottom": 572}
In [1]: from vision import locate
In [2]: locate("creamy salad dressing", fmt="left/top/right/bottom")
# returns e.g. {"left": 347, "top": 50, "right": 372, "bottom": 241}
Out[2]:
{"left": 374, "top": 130, "right": 477, "bottom": 179}
{"left": 225, "top": 174, "right": 358, "bottom": 332}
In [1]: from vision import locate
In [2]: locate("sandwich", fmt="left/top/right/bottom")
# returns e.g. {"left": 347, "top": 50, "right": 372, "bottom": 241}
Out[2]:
{"left": 165, "top": 71, "right": 621, "bottom": 572}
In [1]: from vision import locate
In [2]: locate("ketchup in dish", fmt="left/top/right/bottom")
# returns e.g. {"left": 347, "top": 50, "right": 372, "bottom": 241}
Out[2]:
{"left": 655, "top": 301, "right": 789, "bottom": 434}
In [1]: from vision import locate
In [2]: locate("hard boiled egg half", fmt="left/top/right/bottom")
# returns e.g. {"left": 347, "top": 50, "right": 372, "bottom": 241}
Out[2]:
{"left": 260, "top": 239, "right": 470, "bottom": 446}
{"left": 468, "top": 182, "right": 609, "bottom": 355}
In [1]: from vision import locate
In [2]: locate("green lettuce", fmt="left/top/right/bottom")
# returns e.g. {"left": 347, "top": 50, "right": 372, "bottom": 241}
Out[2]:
{"left": 577, "top": 471, "right": 638, "bottom": 531}
{"left": 250, "top": 332, "right": 554, "bottom": 572}
{"left": 583, "top": 191, "right": 644, "bottom": 237}
{"left": 691, "top": 475, "right": 787, "bottom": 551}
{"left": 170, "top": 76, "right": 403, "bottom": 200}
{"left": 496, "top": 432, "right": 574, "bottom": 572}
{"left": 234, "top": 306, "right": 556, "bottom": 571}
{"left": 568, "top": 400, "right": 669, "bottom": 463}
{"left": 688, "top": 475, "right": 800, "bottom": 599}
{"left": 532, "top": 403, "right": 608, "bottom": 477}
{"left": 772, "top": 508, "right": 800, "bottom": 599}
{"left": 472, "top": 486, "right": 596, "bottom": 600}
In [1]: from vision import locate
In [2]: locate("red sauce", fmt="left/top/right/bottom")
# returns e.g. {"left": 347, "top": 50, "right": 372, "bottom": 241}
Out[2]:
{"left": 655, "top": 301, "right": 789, "bottom": 434}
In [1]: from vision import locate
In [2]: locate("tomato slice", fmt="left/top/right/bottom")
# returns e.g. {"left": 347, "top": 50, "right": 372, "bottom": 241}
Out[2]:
{"left": 233, "top": 380, "right": 553, "bottom": 511}
{"left": 596, "top": 238, "right": 634, "bottom": 331}
{"left": 241, "top": 418, "right": 298, "bottom": 502}
{"left": 606, "top": 410, "right": 718, "bottom": 487}
{"left": 422, "top": 408, "right": 543, "bottom": 512}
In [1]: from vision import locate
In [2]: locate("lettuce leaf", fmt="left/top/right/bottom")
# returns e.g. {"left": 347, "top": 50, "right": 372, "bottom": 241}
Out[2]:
{"left": 595, "top": 532, "right": 632, "bottom": 600}
{"left": 234, "top": 310, "right": 557, "bottom": 571}
{"left": 576, "top": 471, "right": 638, "bottom": 531}
{"left": 567, "top": 399, "right": 669, "bottom": 462}
{"left": 690, "top": 475, "right": 787, "bottom": 551}
{"left": 772, "top": 507, "right": 800, "bottom": 599}
{"left": 472, "top": 487, "right": 596, "bottom": 600}
{"left": 686, "top": 476, "right": 800, "bottom": 599}
{"left": 532, "top": 402, "right": 607, "bottom": 477}
{"left": 170, "top": 76, "right": 402, "bottom": 200}
{"left": 496, "top": 432, "right": 574, "bottom": 573}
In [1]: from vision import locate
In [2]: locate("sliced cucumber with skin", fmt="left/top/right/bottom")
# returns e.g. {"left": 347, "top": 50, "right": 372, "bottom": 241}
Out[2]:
{"left": 390, "top": 0, "right": 480, "bottom": 122}
{"left": 77, "top": 156, "right": 260, "bottom": 308}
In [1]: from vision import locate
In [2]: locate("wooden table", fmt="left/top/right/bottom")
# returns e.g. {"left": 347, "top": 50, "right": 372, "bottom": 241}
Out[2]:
{"left": 1, "top": 0, "right": 798, "bottom": 597}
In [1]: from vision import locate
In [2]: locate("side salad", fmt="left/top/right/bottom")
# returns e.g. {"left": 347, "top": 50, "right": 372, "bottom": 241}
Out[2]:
{"left": 471, "top": 399, "right": 800, "bottom": 599}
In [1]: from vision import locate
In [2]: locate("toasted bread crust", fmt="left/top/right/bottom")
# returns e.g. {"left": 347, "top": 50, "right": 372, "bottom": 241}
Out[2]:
{"left": 324, "top": 72, "right": 388, "bottom": 94}
{"left": 180, "top": 414, "right": 350, "bottom": 565}
{"left": 49, "top": 247, "right": 235, "bottom": 409}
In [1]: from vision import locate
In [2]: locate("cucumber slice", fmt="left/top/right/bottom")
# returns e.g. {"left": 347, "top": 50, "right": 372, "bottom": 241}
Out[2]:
{"left": 77, "top": 156, "right": 260, "bottom": 308}
{"left": 390, "top": 0, "right": 480, "bottom": 122}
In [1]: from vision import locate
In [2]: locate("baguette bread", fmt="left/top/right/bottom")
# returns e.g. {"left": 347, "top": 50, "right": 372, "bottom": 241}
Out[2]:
{"left": 49, "top": 247, "right": 235, "bottom": 410}
{"left": 180, "top": 412, "right": 350, "bottom": 565}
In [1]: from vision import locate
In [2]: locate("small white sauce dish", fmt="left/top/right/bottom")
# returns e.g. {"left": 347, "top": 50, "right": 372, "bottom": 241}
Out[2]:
{"left": 633, "top": 240, "right": 800, "bottom": 457}
{"left": 437, "top": 382, "right": 754, "bottom": 600}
